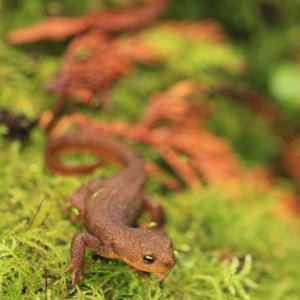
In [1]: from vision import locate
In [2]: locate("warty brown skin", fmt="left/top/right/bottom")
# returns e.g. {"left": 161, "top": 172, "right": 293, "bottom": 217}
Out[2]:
{"left": 45, "top": 128, "right": 175, "bottom": 286}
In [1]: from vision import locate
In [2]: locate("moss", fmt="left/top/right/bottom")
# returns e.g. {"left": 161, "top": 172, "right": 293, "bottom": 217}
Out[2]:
{"left": 1, "top": 144, "right": 300, "bottom": 299}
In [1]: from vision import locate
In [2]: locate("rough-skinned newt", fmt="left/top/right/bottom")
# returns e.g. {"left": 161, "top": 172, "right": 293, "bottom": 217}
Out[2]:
{"left": 45, "top": 127, "right": 176, "bottom": 286}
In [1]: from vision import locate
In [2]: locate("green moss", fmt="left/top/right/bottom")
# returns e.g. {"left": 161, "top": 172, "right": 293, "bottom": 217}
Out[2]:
{"left": 140, "top": 28, "right": 245, "bottom": 85}
{"left": 1, "top": 145, "right": 300, "bottom": 299}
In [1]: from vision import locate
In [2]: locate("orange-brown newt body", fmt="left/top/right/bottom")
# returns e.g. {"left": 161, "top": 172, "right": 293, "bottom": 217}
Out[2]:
{"left": 45, "top": 128, "right": 175, "bottom": 286}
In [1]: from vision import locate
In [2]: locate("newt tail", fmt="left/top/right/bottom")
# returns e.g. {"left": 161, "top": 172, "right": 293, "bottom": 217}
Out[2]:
{"left": 45, "top": 127, "right": 137, "bottom": 175}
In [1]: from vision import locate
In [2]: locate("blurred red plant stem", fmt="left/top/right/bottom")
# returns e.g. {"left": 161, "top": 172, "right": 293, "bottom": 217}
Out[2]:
{"left": 46, "top": 81, "right": 300, "bottom": 217}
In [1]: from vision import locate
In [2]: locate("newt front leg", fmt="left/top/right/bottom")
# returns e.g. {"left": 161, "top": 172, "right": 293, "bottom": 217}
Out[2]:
{"left": 143, "top": 196, "right": 165, "bottom": 228}
{"left": 66, "top": 232, "right": 107, "bottom": 286}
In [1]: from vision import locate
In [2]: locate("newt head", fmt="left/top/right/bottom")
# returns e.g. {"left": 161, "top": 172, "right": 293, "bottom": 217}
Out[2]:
{"left": 112, "top": 228, "right": 176, "bottom": 275}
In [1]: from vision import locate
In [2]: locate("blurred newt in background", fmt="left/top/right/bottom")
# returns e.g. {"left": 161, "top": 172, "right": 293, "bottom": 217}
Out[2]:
{"left": 7, "top": 0, "right": 170, "bottom": 132}
{"left": 7, "top": 0, "right": 170, "bottom": 45}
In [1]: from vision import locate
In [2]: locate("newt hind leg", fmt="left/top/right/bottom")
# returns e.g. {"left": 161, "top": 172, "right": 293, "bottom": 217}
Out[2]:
{"left": 68, "top": 178, "right": 106, "bottom": 221}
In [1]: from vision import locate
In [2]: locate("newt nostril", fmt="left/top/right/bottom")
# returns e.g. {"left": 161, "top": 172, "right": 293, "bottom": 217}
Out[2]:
{"left": 165, "top": 261, "right": 175, "bottom": 270}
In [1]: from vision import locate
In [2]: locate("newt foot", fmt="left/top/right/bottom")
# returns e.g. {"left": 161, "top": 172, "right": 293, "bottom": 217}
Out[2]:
{"left": 66, "top": 263, "right": 85, "bottom": 286}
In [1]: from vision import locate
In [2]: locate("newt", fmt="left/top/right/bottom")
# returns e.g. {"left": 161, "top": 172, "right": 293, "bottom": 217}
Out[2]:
{"left": 45, "top": 127, "right": 176, "bottom": 286}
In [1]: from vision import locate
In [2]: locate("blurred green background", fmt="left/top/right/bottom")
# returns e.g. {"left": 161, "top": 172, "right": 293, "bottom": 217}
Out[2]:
{"left": 2, "top": 0, "right": 300, "bottom": 116}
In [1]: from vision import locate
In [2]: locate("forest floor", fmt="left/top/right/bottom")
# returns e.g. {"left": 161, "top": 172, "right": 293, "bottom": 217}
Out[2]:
{"left": 1, "top": 1, "right": 300, "bottom": 299}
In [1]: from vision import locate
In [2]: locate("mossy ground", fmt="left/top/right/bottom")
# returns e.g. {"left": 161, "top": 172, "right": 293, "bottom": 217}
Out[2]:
{"left": 1, "top": 1, "right": 300, "bottom": 299}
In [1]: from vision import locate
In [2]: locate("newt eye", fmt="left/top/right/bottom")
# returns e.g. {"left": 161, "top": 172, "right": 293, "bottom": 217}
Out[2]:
{"left": 143, "top": 255, "right": 155, "bottom": 264}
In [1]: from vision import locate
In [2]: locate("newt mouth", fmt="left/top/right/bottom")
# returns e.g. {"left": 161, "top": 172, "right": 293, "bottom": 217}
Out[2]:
{"left": 118, "top": 255, "right": 175, "bottom": 275}
{"left": 154, "top": 272, "right": 170, "bottom": 283}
